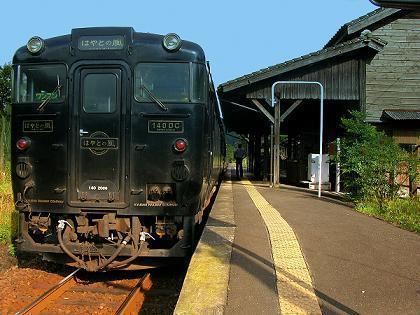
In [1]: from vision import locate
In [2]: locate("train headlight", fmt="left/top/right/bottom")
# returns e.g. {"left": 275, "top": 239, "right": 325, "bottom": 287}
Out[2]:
{"left": 162, "top": 33, "right": 182, "bottom": 52}
{"left": 27, "top": 36, "right": 44, "bottom": 54}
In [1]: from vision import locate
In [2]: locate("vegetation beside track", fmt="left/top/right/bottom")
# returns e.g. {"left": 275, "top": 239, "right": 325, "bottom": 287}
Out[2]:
{"left": 0, "top": 165, "right": 17, "bottom": 247}
{"left": 0, "top": 64, "right": 16, "bottom": 248}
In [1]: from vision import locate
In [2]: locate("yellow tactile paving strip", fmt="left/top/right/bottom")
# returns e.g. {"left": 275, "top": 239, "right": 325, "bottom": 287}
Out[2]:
{"left": 242, "top": 179, "right": 321, "bottom": 315}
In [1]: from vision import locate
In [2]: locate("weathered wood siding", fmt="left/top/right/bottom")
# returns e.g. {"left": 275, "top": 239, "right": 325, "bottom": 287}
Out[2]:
{"left": 245, "top": 57, "right": 361, "bottom": 101}
{"left": 393, "top": 128, "right": 420, "bottom": 145}
{"left": 366, "top": 12, "right": 420, "bottom": 122}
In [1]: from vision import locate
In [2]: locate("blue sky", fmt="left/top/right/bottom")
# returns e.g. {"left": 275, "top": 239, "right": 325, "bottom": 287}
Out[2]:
{"left": 0, "top": 0, "right": 377, "bottom": 86}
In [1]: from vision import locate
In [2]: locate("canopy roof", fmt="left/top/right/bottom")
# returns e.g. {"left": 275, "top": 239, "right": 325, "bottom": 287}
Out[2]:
{"left": 381, "top": 109, "right": 420, "bottom": 121}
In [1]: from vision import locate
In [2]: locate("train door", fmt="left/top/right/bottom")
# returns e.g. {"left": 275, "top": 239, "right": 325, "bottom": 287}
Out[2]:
{"left": 69, "top": 67, "right": 127, "bottom": 207}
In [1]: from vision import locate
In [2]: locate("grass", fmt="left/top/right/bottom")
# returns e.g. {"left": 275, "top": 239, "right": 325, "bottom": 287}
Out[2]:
{"left": 356, "top": 197, "right": 420, "bottom": 233}
{"left": 0, "top": 164, "right": 17, "bottom": 245}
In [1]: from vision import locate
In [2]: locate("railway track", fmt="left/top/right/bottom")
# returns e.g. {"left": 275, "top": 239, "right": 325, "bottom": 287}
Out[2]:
{"left": 16, "top": 268, "right": 152, "bottom": 315}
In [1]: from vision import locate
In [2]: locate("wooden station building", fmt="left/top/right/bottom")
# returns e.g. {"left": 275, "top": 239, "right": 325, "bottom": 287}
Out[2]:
{"left": 218, "top": 8, "right": 420, "bottom": 189}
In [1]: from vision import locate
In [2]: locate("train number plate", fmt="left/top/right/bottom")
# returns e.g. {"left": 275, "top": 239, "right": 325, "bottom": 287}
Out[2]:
{"left": 148, "top": 120, "right": 184, "bottom": 133}
{"left": 23, "top": 120, "right": 53, "bottom": 133}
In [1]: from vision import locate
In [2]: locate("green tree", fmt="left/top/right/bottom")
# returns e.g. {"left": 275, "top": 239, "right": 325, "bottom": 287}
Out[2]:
{"left": 0, "top": 63, "right": 12, "bottom": 172}
{"left": 226, "top": 143, "right": 235, "bottom": 163}
{"left": 404, "top": 149, "right": 420, "bottom": 197}
{"left": 337, "top": 111, "right": 411, "bottom": 210}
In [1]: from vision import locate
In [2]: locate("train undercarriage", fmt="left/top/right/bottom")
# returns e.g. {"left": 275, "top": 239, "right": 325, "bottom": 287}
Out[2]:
{"left": 17, "top": 212, "right": 195, "bottom": 271}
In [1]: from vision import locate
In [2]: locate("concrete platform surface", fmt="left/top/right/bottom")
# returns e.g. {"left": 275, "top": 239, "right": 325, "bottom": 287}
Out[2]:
{"left": 175, "top": 176, "right": 420, "bottom": 315}
{"left": 258, "top": 185, "right": 420, "bottom": 314}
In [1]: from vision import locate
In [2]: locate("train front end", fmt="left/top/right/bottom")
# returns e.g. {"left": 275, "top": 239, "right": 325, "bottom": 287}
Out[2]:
{"left": 11, "top": 27, "right": 221, "bottom": 271}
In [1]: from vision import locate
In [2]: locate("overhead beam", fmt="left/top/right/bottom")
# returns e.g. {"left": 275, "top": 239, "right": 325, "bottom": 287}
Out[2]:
{"left": 223, "top": 100, "right": 259, "bottom": 113}
{"left": 280, "top": 100, "right": 303, "bottom": 122}
{"left": 251, "top": 99, "right": 274, "bottom": 124}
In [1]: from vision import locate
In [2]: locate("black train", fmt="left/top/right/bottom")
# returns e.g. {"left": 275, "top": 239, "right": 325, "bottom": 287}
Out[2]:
{"left": 11, "top": 27, "right": 226, "bottom": 271}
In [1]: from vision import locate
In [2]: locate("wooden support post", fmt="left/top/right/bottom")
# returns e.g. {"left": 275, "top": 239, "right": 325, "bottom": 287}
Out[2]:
{"left": 263, "top": 131, "right": 270, "bottom": 181}
{"left": 248, "top": 133, "right": 254, "bottom": 173}
{"left": 255, "top": 131, "right": 262, "bottom": 180}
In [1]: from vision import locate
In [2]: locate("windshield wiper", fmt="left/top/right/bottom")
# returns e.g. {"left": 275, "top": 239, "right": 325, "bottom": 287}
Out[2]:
{"left": 139, "top": 84, "right": 168, "bottom": 111}
{"left": 37, "top": 75, "right": 62, "bottom": 112}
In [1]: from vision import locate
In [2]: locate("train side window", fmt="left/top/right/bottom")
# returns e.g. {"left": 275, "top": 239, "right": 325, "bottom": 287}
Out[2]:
{"left": 191, "top": 63, "right": 206, "bottom": 102}
{"left": 83, "top": 73, "right": 117, "bottom": 113}
{"left": 17, "top": 64, "right": 66, "bottom": 103}
{"left": 11, "top": 67, "right": 15, "bottom": 102}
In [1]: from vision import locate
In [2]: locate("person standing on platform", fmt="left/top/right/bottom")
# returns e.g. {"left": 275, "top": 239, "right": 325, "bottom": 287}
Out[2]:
{"left": 234, "top": 143, "right": 246, "bottom": 179}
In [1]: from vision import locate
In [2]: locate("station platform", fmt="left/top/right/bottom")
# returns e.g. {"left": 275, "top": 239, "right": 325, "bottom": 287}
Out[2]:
{"left": 175, "top": 172, "right": 420, "bottom": 315}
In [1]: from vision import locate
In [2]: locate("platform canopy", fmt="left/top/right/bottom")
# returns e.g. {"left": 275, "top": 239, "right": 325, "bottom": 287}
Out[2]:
{"left": 217, "top": 36, "right": 386, "bottom": 134}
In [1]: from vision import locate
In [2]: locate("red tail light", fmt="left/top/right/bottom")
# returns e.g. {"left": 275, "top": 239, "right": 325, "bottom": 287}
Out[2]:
{"left": 174, "top": 139, "right": 187, "bottom": 152}
{"left": 16, "top": 138, "right": 31, "bottom": 151}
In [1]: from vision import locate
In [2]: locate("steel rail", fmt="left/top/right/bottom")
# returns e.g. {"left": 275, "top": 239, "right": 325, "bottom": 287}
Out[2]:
{"left": 115, "top": 273, "right": 153, "bottom": 315}
{"left": 16, "top": 269, "right": 152, "bottom": 315}
{"left": 15, "top": 268, "right": 81, "bottom": 315}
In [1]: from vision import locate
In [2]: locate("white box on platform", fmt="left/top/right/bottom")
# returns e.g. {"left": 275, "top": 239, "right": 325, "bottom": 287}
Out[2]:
{"left": 307, "top": 153, "right": 330, "bottom": 186}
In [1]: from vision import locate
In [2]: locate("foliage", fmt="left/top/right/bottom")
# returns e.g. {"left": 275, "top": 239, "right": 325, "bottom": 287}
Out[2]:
{"left": 356, "top": 197, "right": 420, "bottom": 233}
{"left": 226, "top": 144, "right": 235, "bottom": 162}
{"left": 0, "top": 163, "right": 16, "bottom": 245}
{"left": 0, "top": 65, "right": 18, "bottom": 246}
{"left": 0, "top": 195, "right": 16, "bottom": 245}
{"left": 0, "top": 64, "right": 12, "bottom": 173}
{"left": 8, "top": 243, "right": 16, "bottom": 257}
{"left": 0, "top": 63, "right": 12, "bottom": 114}
{"left": 405, "top": 152, "right": 420, "bottom": 192}
{"left": 336, "top": 111, "right": 419, "bottom": 210}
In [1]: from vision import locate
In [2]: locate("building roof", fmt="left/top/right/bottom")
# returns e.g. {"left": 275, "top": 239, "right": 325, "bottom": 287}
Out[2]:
{"left": 381, "top": 109, "right": 420, "bottom": 121}
{"left": 324, "top": 8, "right": 402, "bottom": 48}
{"left": 218, "top": 8, "right": 412, "bottom": 94}
{"left": 218, "top": 36, "right": 386, "bottom": 93}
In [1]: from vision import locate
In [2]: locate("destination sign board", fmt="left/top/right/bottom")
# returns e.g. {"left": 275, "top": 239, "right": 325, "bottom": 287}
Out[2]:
{"left": 23, "top": 120, "right": 53, "bottom": 133}
{"left": 78, "top": 35, "right": 125, "bottom": 51}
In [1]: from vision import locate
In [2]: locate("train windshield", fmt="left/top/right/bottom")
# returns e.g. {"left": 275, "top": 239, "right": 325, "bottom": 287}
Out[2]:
{"left": 15, "top": 64, "right": 66, "bottom": 103}
{"left": 134, "top": 63, "right": 206, "bottom": 103}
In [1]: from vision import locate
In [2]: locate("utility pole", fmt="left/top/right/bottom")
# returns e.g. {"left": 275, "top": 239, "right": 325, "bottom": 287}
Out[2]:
{"left": 273, "top": 98, "right": 281, "bottom": 187}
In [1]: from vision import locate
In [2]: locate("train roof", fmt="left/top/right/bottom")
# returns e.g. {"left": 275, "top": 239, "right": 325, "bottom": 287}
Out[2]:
{"left": 13, "top": 27, "right": 206, "bottom": 64}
